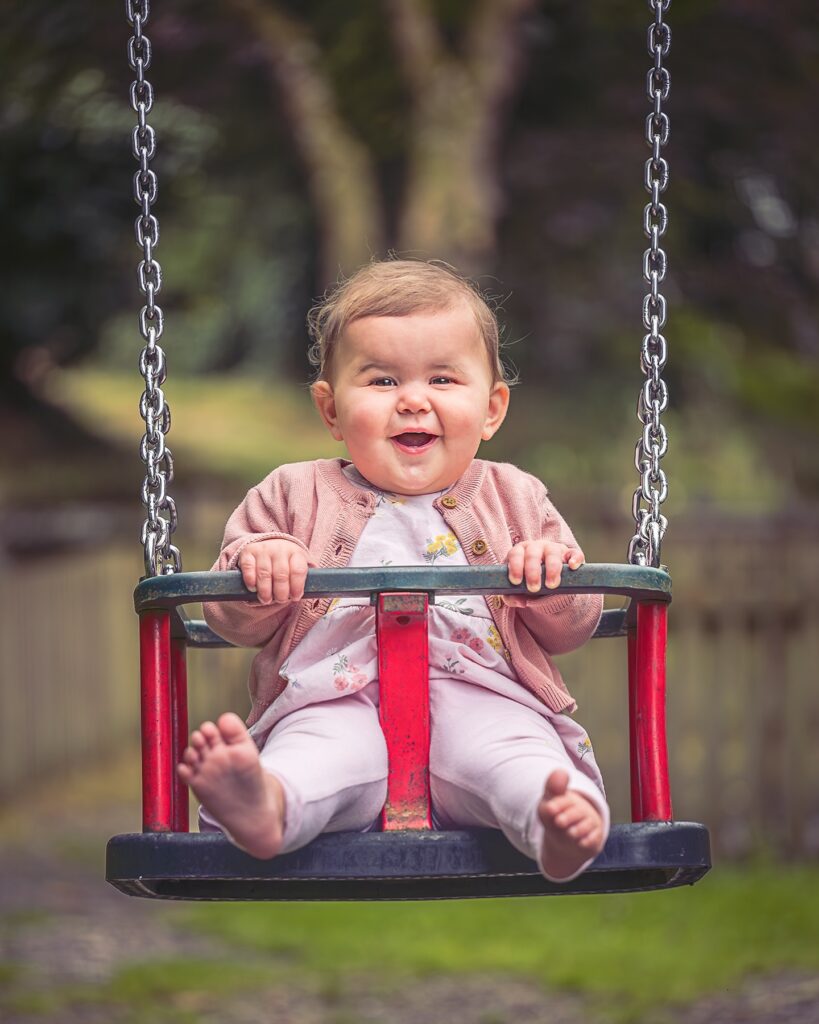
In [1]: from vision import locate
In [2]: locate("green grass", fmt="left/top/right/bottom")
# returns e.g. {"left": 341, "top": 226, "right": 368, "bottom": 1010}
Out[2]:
{"left": 174, "top": 865, "right": 819, "bottom": 1018}
{"left": 45, "top": 367, "right": 792, "bottom": 514}
{"left": 0, "top": 908, "right": 52, "bottom": 932}
{"left": 3, "top": 958, "right": 276, "bottom": 1021}
{"left": 0, "top": 961, "right": 23, "bottom": 990}
{"left": 101, "top": 958, "right": 275, "bottom": 1004}
{"left": 46, "top": 368, "right": 336, "bottom": 486}
{"left": 3, "top": 868, "right": 818, "bottom": 1022}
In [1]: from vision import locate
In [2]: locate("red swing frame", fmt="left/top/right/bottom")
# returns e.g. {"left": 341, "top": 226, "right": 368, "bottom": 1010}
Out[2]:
{"left": 138, "top": 593, "right": 670, "bottom": 837}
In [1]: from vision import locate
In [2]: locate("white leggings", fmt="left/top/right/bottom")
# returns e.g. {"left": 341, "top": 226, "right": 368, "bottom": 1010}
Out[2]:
{"left": 200, "top": 679, "right": 610, "bottom": 881}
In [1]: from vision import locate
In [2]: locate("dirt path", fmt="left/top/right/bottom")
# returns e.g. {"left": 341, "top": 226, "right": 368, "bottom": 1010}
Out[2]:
{"left": 1, "top": 754, "right": 817, "bottom": 1024}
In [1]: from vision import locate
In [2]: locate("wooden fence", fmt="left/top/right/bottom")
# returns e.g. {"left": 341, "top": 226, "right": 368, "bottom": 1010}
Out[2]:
{"left": 2, "top": 507, "right": 818, "bottom": 860}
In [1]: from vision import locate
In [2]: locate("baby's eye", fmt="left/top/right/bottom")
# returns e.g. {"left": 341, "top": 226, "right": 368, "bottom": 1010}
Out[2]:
{"left": 430, "top": 376, "right": 453, "bottom": 385}
{"left": 369, "top": 377, "right": 396, "bottom": 387}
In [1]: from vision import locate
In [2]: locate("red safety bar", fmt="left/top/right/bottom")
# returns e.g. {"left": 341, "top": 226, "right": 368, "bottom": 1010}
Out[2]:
{"left": 376, "top": 593, "right": 432, "bottom": 830}
{"left": 627, "top": 602, "right": 672, "bottom": 821}
{"left": 170, "top": 638, "right": 189, "bottom": 832}
{"left": 139, "top": 610, "right": 173, "bottom": 832}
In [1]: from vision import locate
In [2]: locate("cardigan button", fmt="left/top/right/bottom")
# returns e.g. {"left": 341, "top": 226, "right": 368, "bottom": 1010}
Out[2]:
{"left": 441, "top": 495, "right": 458, "bottom": 509}
{"left": 471, "top": 538, "right": 488, "bottom": 556}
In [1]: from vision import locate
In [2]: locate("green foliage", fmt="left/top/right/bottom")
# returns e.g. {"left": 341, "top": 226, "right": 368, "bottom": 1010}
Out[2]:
{"left": 100, "top": 183, "right": 311, "bottom": 376}
{"left": 1, "top": 0, "right": 314, "bottom": 400}
{"left": 303, "top": 0, "right": 408, "bottom": 160}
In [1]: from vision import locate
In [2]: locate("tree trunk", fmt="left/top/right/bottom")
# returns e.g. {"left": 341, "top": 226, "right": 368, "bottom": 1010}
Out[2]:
{"left": 398, "top": 72, "right": 501, "bottom": 274}
{"left": 234, "top": 0, "right": 535, "bottom": 281}
{"left": 388, "top": 0, "right": 537, "bottom": 274}
{"left": 232, "top": 0, "right": 386, "bottom": 285}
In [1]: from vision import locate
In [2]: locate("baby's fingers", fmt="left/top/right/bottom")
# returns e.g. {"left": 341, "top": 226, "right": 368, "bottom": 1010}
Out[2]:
{"left": 507, "top": 543, "right": 526, "bottom": 586}
{"left": 545, "top": 545, "right": 586, "bottom": 588}
{"left": 288, "top": 550, "right": 308, "bottom": 601}
{"left": 270, "top": 549, "right": 296, "bottom": 604}
{"left": 544, "top": 549, "right": 566, "bottom": 589}
{"left": 524, "top": 547, "right": 550, "bottom": 592}
{"left": 509, "top": 542, "right": 552, "bottom": 593}
{"left": 238, "top": 550, "right": 259, "bottom": 595}
{"left": 564, "top": 546, "right": 585, "bottom": 571}
{"left": 255, "top": 552, "right": 277, "bottom": 605}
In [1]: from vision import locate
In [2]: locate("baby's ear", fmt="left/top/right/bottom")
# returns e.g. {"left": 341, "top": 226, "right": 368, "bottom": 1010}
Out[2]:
{"left": 311, "top": 380, "right": 343, "bottom": 441}
{"left": 481, "top": 381, "right": 510, "bottom": 441}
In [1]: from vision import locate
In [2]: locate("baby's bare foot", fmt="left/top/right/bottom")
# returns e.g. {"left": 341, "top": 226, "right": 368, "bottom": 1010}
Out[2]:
{"left": 177, "top": 712, "right": 285, "bottom": 859}
{"left": 537, "top": 769, "right": 605, "bottom": 881}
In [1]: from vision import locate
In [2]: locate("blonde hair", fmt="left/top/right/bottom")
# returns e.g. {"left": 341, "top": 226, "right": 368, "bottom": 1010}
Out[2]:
{"left": 307, "top": 259, "right": 514, "bottom": 384}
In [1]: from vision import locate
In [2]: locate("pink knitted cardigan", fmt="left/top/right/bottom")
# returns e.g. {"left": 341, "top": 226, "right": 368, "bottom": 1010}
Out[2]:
{"left": 204, "top": 458, "right": 603, "bottom": 726}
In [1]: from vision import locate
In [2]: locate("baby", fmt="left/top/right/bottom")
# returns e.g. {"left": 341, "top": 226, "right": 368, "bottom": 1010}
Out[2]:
{"left": 178, "top": 259, "right": 610, "bottom": 882}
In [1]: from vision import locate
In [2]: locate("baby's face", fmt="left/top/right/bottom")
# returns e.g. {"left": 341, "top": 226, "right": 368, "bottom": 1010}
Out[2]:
{"left": 312, "top": 303, "right": 509, "bottom": 495}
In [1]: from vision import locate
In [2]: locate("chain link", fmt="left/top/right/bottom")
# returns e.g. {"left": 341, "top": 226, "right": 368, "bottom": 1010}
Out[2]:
{"left": 629, "top": 0, "right": 671, "bottom": 569}
{"left": 127, "top": 0, "right": 180, "bottom": 576}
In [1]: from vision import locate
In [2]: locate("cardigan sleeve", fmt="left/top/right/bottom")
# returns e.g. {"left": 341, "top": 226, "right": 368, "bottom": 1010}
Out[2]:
{"left": 511, "top": 492, "right": 603, "bottom": 655}
{"left": 203, "top": 474, "right": 313, "bottom": 648}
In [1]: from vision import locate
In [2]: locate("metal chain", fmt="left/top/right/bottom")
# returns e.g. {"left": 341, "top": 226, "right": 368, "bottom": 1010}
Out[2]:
{"left": 127, "top": 0, "right": 180, "bottom": 576}
{"left": 629, "top": 0, "right": 671, "bottom": 568}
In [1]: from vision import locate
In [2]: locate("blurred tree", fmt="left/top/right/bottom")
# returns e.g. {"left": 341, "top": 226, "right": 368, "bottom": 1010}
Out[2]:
{"left": 2, "top": 7, "right": 122, "bottom": 418}
{"left": 232, "top": 0, "right": 538, "bottom": 281}
{"left": 3, "top": 0, "right": 819, "bottom": 499}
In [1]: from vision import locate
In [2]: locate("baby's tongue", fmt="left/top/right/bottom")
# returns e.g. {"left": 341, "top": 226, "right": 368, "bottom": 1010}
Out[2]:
{"left": 396, "top": 432, "right": 432, "bottom": 447}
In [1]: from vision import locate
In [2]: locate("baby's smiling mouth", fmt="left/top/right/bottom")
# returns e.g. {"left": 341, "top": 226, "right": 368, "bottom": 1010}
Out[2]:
{"left": 391, "top": 432, "right": 438, "bottom": 452}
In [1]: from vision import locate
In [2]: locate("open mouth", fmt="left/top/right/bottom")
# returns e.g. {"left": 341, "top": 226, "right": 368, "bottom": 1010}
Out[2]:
{"left": 391, "top": 432, "right": 438, "bottom": 453}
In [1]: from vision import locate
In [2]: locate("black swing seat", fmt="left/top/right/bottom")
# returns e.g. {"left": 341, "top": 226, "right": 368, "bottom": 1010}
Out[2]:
{"left": 106, "top": 821, "right": 710, "bottom": 901}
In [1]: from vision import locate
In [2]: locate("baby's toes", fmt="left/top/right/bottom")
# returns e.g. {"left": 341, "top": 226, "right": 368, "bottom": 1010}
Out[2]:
{"left": 556, "top": 806, "right": 586, "bottom": 832}
{"left": 190, "top": 729, "right": 210, "bottom": 754}
{"left": 199, "top": 721, "right": 221, "bottom": 747}
{"left": 181, "top": 746, "right": 200, "bottom": 769}
{"left": 539, "top": 794, "right": 571, "bottom": 823}
{"left": 217, "top": 711, "right": 249, "bottom": 745}
{"left": 545, "top": 769, "right": 569, "bottom": 800}
{"left": 568, "top": 816, "right": 596, "bottom": 841}
{"left": 579, "top": 830, "right": 604, "bottom": 856}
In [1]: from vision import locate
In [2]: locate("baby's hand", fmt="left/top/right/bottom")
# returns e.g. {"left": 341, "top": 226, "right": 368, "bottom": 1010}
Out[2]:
{"left": 238, "top": 539, "right": 308, "bottom": 605}
{"left": 503, "top": 540, "right": 584, "bottom": 606}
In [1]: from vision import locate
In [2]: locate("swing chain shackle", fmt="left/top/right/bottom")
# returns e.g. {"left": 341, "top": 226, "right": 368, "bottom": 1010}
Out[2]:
{"left": 629, "top": 0, "right": 671, "bottom": 569}
{"left": 127, "top": 0, "right": 181, "bottom": 577}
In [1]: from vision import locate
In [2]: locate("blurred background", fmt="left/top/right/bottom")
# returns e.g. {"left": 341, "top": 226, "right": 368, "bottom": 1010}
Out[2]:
{"left": 2, "top": 2, "right": 819, "bottom": 1022}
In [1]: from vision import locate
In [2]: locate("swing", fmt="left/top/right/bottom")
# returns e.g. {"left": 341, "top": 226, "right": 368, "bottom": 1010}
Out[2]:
{"left": 107, "top": 0, "right": 711, "bottom": 900}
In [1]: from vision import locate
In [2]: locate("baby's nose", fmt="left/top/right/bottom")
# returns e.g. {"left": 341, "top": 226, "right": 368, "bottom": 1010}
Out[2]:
{"left": 396, "top": 386, "right": 431, "bottom": 413}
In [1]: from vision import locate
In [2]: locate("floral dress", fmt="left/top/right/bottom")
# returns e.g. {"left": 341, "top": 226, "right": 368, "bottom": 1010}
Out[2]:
{"left": 249, "top": 465, "right": 600, "bottom": 783}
